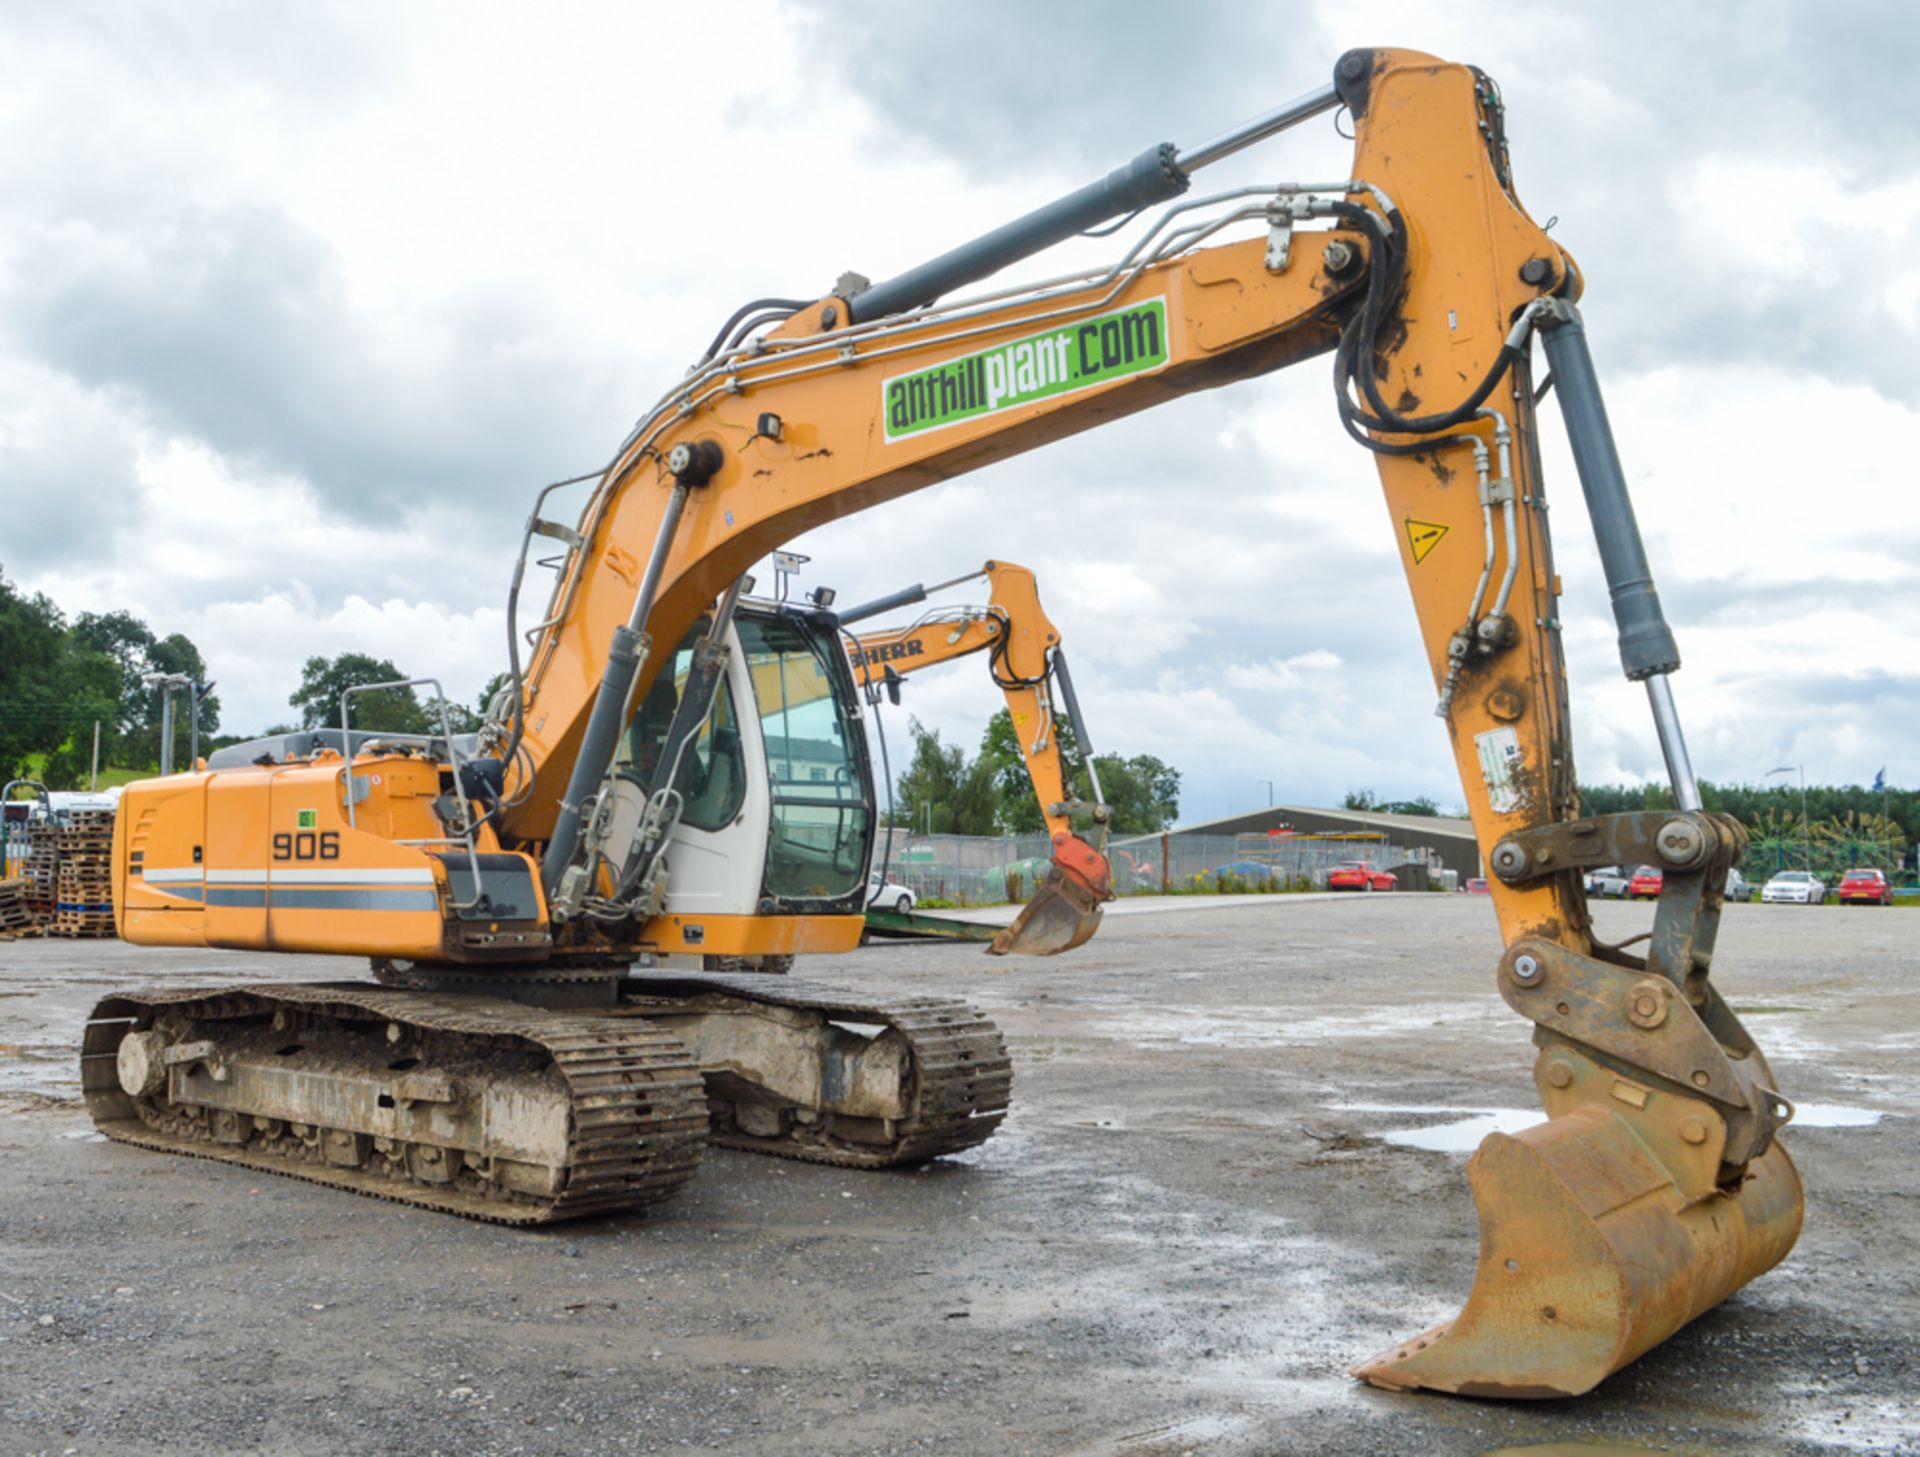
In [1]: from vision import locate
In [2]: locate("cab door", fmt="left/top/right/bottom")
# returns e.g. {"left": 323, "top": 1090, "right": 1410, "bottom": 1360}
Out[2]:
{"left": 650, "top": 621, "right": 769, "bottom": 917}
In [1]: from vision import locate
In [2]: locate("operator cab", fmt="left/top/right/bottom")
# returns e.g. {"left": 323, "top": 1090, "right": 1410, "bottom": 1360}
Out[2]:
{"left": 614, "top": 597, "right": 875, "bottom": 921}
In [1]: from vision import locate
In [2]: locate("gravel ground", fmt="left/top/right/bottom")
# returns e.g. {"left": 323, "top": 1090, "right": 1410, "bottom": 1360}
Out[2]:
{"left": 0, "top": 896, "right": 1914, "bottom": 1456}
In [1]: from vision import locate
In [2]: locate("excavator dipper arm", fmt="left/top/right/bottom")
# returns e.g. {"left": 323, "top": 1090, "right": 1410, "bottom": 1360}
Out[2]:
{"left": 505, "top": 47, "right": 1800, "bottom": 1396}
{"left": 842, "top": 561, "right": 1114, "bottom": 954}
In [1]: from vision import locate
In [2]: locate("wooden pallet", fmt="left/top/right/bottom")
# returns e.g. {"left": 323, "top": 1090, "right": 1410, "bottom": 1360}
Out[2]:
{"left": 15, "top": 812, "right": 121, "bottom": 937}
{"left": 0, "top": 878, "right": 41, "bottom": 938}
{"left": 48, "top": 917, "right": 116, "bottom": 939}
{"left": 22, "top": 845, "right": 57, "bottom": 912}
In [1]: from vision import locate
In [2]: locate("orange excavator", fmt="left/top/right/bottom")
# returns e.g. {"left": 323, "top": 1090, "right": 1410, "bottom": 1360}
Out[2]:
{"left": 838, "top": 559, "right": 1113, "bottom": 954}
{"left": 87, "top": 48, "right": 1800, "bottom": 1398}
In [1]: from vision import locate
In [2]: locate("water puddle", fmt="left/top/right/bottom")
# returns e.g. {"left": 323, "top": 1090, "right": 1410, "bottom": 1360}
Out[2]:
{"left": 1331, "top": 1100, "right": 1888, "bottom": 1153}
{"left": 0, "top": 1042, "right": 69, "bottom": 1062}
{"left": 1791, "top": 1102, "right": 1886, "bottom": 1128}
{"left": 1483, "top": 1445, "right": 1682, "bottom": 1456}
{"left": 0, "top": 1041, "right": 79, "bottom": 1098}
{"left": 1103, "top": 1001, "right": 1505, "bottom": 1051}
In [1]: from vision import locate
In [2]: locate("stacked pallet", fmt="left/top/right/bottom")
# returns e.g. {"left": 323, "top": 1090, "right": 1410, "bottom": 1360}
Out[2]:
{"left": 21, "top": 837, "right": 57, "bottom": 918}
{"left": 50, "top": 811, "right": 117, "bottom": 939}
{"left": 0, "top": 878, "right": 39, "bottom": 940}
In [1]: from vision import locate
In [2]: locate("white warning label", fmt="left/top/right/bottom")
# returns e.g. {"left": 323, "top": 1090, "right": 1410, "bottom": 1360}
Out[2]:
{"left": 1475, "top": 726, "right": 1525, "bottom": 814}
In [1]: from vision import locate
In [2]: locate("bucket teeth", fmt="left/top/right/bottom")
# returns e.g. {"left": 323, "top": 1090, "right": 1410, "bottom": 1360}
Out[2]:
{"left": 1351, "top": 1106, "right": 1804, "bottom": 1398}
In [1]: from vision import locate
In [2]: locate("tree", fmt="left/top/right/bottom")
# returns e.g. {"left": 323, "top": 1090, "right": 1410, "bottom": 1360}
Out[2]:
{"left": 1580, "top": 778, "right": 1920, "bottom": 880}
{"left": 290, "top": 654, "right": 432, "bottom": 735}
{"left": 1343, "top": 788, "right": 1440, "bottom": 816}
{"left": 0, "top": 568, "right": 116, "bottom": 784}
{"left": 475, "top": 670, "right": 514, "bottom": 723}
{"left": 69, "top": 610, "right": 221, "bottom": 772}
{"left": 980, "top": 705, "right": 1181, "bottom": 835}
{"left": 38, "top": 644, "right": 123, "bottom": 788}
{"left": 1747, "top": 806, "right": 1810, "bottom": 874}
{"left": 1815, "top": 810, "right": 1906, "bottom": 872}
{"left": 424, "top": 694, "right": 482, "bottom": 735}
{"left": 69, "top": 609, "right": 156, "bottom": 744}
{"left": 979, "top": 706, "right": 1068, "bottom": 835}
{"left": 1094, "top": 751, "right": 1180, "bottom": 834}
{"left": 894, "top": 718, "right": 1000, "bottom": 835}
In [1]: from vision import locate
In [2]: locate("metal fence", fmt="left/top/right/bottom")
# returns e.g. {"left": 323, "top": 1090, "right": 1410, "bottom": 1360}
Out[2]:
{"left": 872, "top": 828, "right": 1445, "bottom": 904}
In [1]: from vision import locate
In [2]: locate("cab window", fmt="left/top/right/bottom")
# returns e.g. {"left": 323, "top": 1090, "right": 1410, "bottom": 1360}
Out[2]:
{"left": 616, "top": 617, "right": 747, "bottom": 833}
{"left": 736, "top": 613, "right": 871, "bottom": 901}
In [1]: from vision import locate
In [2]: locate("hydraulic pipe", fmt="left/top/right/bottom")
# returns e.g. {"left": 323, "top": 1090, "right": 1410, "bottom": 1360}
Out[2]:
{"left": 1050, "top": 647, "right": 1105, "bottom": 809}
{"left": 835, "top": 582, "right": 929, "bottom": 627}
{"left": 1646, "top": 676, "right": 1703, "bottom": 813}
{"left": 846, "top": 81, "right": 1338, "bottom": 324}
{"left": 613, "top": 577, "right": 751, "bottom": 898}
{"left": 1535, "top": 301, "right": 1679, "bottom": 682}
{"left": 1174, "top": 82, "right": 1341, "bottom": 171}
{"left": 1536, "top": 299, "right": 1699, "bottom": 811}
{"left": 541, "top": 482, "right": 692, "bottom": 894}
{"left": 836, "top": 565, "right": 997, "bottom": 626}
{"left": 625, "top": 484, "right": 693, "bottom": 635}
{"left": 848, "top": 145, "right": 1188, "bottom": 322}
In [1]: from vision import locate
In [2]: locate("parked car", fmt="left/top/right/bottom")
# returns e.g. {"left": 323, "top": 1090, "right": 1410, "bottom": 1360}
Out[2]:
{"left": 1627, "top": 865, "right": 1664, "bottom": 900}
{"left": 1837, "top": 868, "right": 1894, "bottom": 906}
{"left": 1464, "top": 878, "right": 1490, "bottom": 894}
{"left": 1762, "top": 870, "right": 1825, "bottom": 905}
{"left": 1584, "top": 865, "right": 1632, "bottom": 899}
{"left": 1723, "top": 868, "right": 1752, "bottom": 903}
{"left": 1328, "top": 861, "right": 1397, "bottom": 892}
{"left": 865, "top": 876, "right": 916, "bottom": 914}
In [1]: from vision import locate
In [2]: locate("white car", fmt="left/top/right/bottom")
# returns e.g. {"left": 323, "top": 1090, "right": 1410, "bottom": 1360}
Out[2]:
{"left": 1584, "top": 865, "right": 1631, "bottom": 899}
{"left": 1761, "top": 870, "right": 1825, "bottom": 905}
{"left": 865, "top": 876, "right": 916, "bottom": 914}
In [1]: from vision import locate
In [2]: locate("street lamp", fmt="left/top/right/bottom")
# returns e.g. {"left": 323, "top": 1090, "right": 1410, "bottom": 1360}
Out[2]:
{"left": 1766, "top": 765, "right": 1811, "bottom": 871}
{"left": 144, "top": 673, "right": 195, "bottom": 775}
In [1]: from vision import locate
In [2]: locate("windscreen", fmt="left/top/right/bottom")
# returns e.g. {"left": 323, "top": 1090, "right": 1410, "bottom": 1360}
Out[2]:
{"left": 736, "top": 613, "right": 872, "bottom": 903}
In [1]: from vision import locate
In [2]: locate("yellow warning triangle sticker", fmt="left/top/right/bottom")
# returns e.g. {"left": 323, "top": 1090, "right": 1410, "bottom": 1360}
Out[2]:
{"left": 1405, "top": 518, "right": 1449, "bottom": 565}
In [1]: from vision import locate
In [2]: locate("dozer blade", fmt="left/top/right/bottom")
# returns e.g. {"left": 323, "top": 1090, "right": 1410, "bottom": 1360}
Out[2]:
{"left": 1352, "top": 1103, "right": 1804, "bottom": 1399}
{"left": 991, "top": 867, "right": 1105, "bottom": 956}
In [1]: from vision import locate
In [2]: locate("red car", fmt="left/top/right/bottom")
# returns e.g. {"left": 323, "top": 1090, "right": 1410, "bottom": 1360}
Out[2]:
{"left": 1628, "top": 865, "right": 1664, "bottom": 900}
{"left": 1328, "top": 861, "right": 1397, "bottom": 892}
{"left": 1838, "top": 868, "right": 1894, "bottom": 906}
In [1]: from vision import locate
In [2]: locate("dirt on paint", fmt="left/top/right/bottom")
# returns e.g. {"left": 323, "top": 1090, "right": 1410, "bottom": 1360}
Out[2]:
{"left": 0, "top": 897, "right": 1913, "bottom": 1456}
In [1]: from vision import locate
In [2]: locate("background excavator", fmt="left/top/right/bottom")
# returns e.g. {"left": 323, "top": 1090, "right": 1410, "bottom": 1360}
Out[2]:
{"left": 85, "top": 47, "right": 1801, "bottom": 1400}
{"left": 837, "top": 559, "right": 1114, "bottom": 955}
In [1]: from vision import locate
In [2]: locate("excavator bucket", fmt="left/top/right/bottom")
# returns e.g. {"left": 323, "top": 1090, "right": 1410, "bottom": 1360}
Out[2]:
{"left": 1351, "top": 1103, "right": 1804, "bottom": 1398}
{"left": 989, "top": 831, "right": 1111, "bottom": 957}
{"left": 990, "top": 865, "right": 1104, "bottom": 956}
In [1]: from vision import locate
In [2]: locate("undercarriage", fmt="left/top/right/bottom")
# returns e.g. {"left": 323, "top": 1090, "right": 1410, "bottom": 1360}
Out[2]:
{"left": 83, "top": 967, "right": 1011, "bottom": 1223}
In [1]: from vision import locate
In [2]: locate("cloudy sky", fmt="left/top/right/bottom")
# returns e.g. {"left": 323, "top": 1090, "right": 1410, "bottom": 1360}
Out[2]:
{"left": 4, "top": 1, "right": 1916, "bottom": 822}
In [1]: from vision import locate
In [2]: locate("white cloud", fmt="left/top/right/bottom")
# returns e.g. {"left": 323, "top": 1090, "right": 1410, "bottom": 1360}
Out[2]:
{"left": 5, "top": 1, "right": 1918, "bottom": 826}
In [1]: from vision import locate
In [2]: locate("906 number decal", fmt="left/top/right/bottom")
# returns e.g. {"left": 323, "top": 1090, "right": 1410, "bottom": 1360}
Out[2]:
{"left": 272, "top": 831, "right": 341, "bottom": 861}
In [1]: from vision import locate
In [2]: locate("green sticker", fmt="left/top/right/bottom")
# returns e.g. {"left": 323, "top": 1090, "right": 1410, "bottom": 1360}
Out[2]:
{"left": 296, "top": 809, "right": 318, "bottom": 830}
{"left": 882, "top": 298, "right": 1170, "bottom": 443}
